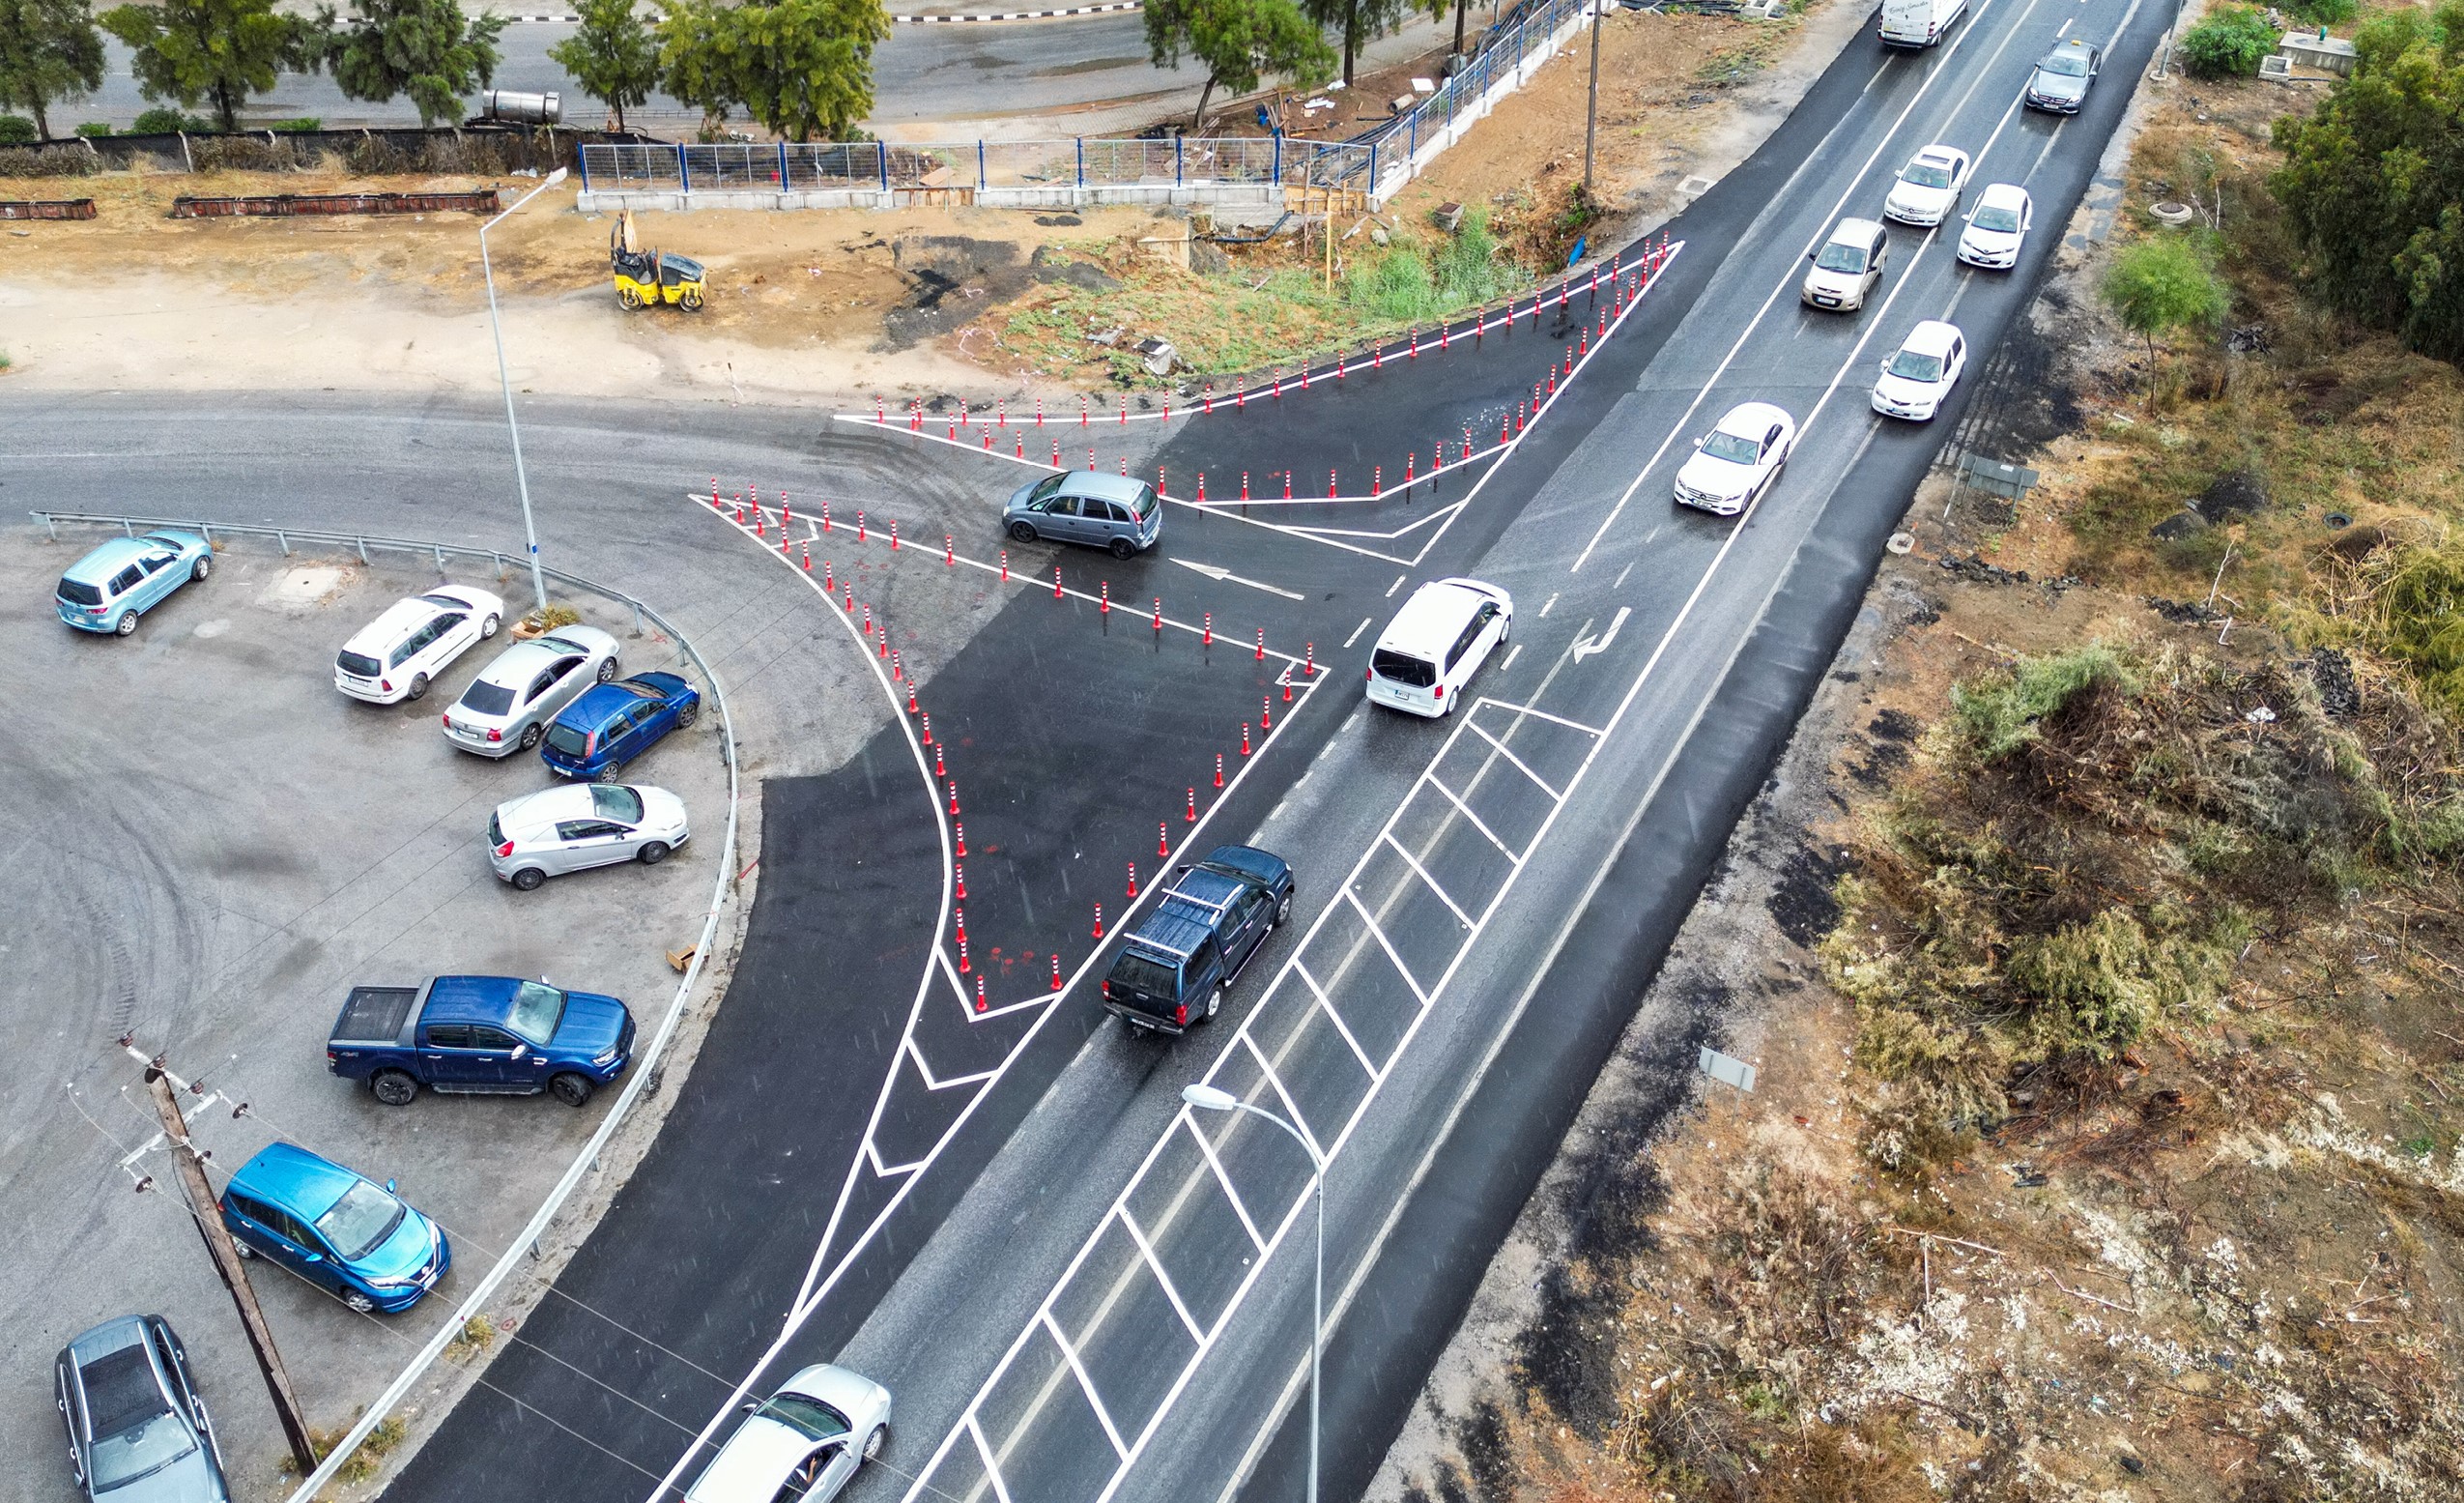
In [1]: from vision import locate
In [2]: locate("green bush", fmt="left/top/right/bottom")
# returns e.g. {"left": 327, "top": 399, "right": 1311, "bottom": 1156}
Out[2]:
{"left": 2180, "top": 5, "right": 2278, "bottom": 78}
{"left": 130, "top": 107, "right": 215, "bottom": 135}
{"left": 74, "top": 123, "right": 115, "bottom": 138}
{"left": 270, "top": 117, "right": 323, "bottom": 132}
{"left": 2281, "top": 0, "right": 2354, "bottom": 22}
{"left": 0, "top": 115, "right": 36, "bottom": 145}
{"left": 1947, "top": 644, "right": 2139, "bottom": 762}
{"left": 1343, "top": 208, "right": 1529, "bottom": 325}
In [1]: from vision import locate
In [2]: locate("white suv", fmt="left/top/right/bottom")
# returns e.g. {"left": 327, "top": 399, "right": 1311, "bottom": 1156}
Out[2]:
{"left": 334, "top": 586, "right": 504, "bottom": 704}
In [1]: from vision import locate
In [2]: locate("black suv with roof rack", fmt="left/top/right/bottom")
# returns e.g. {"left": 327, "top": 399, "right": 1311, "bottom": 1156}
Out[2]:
{"left": 1102, "top": 845, "right": 1295, "bottom": 1034}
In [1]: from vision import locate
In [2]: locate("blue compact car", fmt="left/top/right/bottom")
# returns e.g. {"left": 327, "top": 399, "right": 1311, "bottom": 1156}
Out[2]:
{"left": 218, "top": 1143, "right": 450, "bottom": 1315}
{"left": 540, "top": 671, "right": 702, "bottom": 782}
{"left": 55, "top": 531, "right": 212, "bottom": 636}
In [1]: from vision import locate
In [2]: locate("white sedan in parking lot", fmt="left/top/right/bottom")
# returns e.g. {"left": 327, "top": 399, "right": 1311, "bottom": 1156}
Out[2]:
{"left": 1957, "top": 183, "right": 2032, "bottom": 269}
{"left": 1674, "top": 402, "right": 1797, "bottom": 515}
{"left": 489, "top": 782, "right": 689, "bottom": 890}
{"left": 333, "top": 586, "right": 503, "bottom": 705}
{"left": 1872, "top": 320, "right": 1968, "bottom": 420}
{"left": 444, "top": 625, "right": 621, "bottom": 756}
{"left": 1883, "top": 144, "right": 1972, "bottom": 226}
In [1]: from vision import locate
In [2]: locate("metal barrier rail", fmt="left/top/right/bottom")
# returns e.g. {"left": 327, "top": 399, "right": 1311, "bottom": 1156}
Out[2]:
{"left": 580, "top": 135, "right": 1359, "bottom": 193}
{"left": 26, "top": 508, "right": 745, "bottom": 1503}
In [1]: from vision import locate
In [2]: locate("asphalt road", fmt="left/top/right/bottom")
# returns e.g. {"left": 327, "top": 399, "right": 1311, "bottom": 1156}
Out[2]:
{"left": 1, "top": 0, "right": 2164, "bottom": 1497}
{"left": 66, "top": 14, "right": 1447, "bottom": 134}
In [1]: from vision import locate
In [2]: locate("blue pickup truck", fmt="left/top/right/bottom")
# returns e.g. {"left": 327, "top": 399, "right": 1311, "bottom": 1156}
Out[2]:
{"left": 1102, "top": 845, "right": 1295, "bottom": 1034}
{"left": 327, "top": 976, "right": 635, "bottom": 1108}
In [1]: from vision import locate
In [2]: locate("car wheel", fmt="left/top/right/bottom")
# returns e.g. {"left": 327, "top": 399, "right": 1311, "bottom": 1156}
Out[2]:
{"left": 863, "top": 1426, "right": 888, "bottom": 1462}
{"left": 518, "top": 723, "right": 542, "bottom": 751}
{"left": 480, "top": 614, "right": 501, "bottom": 640}
{"left": 231, "top": 1238, "right": 256, "bottom": 1259}
{"left": 596, "top": 658, "right": 618, "bottom": 682}
{"left": 511, "top": 867, "right": 547, "bottom": 892}
{"left": 192, "top": 555, "right": 211, "bottom": 582}
{"left": 638, "top": 841, "right": 670, "bottom": 866}
{"left": 1275, "top": 892, "right": 1292, "bottom": 926}
{"left": 674, "top": 703, "right": 699, "bottom": 729}
{"left": 595, "top": 764, "right": 624, "bottom": 784}
{"left": 371, "top": 1070, "right": 419, "bottom": 1107}
{"left": 1108, "top": 535, "right": 1136, "bottom": 560}
{"left": 343, "top": 1290, "right": 377, "bottom": 1315}
{"left": 1205, "top": 986, "right": 1223, "bottom": 1021}
{"left": 1009, "top": 520, "right": 1039, "bottom": 543}
{"left": 549, "top": 1073, "right": 594, "bottom": 1108}
{"left": 406, "top": 673, "right": 429, "bottom": 702}
{"left": 114, "top": 610, "right": 139, "bottom": 636}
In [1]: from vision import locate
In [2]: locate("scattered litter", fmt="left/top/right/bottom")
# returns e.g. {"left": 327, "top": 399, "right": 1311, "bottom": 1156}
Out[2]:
{"left": 1886, "top": 532, "right": 1915, "bottom": 555}
{"left": 1411, "top": 77, "right": 1436, "bottom": 94}
{"left": 1086, "top": 326, "right": 1123, "bottom": 346}
{"left": 1134, "top": 336, "right": 1179, "bottom": 376}
{"left": 2244, "top": 705, "right": 2278, "bottom": 724}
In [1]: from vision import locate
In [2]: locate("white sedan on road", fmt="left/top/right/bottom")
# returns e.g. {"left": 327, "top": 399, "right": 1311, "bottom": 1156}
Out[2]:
{"left": 1674, "top": 402, "right": 1797, "bottom": 516}
{"left": 1957, "top": 182, "right": 2033, "bottom": 269}
{"left": 1872, "top": 320, "right": 1968, "bottom": 420}
{"left": 1883, "top": 144, "right": 1972, "bottom": 226}
{"left": 685, "top": 1365, "right": 891, "bottom": 1503}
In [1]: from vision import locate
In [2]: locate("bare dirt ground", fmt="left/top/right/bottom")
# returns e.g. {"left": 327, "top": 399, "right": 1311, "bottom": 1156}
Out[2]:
{"left": 1375, "top": 51, "right": 2464, "bottom": 1503}
{"left": 0, "top": 3, "right": 1861, "bottom": 404}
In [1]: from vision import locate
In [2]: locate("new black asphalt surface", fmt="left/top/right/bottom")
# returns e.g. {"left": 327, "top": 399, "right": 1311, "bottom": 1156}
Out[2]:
{"left": 1, "top": 0, "right": 2163, "bottom": 1495}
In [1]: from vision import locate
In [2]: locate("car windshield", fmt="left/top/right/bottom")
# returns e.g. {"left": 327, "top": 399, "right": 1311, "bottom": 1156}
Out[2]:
{"left": 1371, "top": 648, "right": 1437, "bottom": 688}
{"left": 88, "top": 1413, "right": 196, "bottom": 1490}
{"left": 505, "top": 981, "right": 567, "bottom": 1043}
{"left": 2040, "top": 51, "right": 2090, "bottom": 76}
{"left": 1701, "top": 430, "right": 1763, "bottom": 464}
{"left": 1814, "top": 241, "right": 1869, "bottom": 273}
{"left": 591, "top": 785, "right": 644, "bottom": 823}
{"left": 58, "top": 578, "right": 104, "bottom": 606}
{"left": 459, "top": 681, "right": 518, "bottom": 715}
{"left": 755, "top": 1393, "right": 851, "bottom": 1443}
{"left": 545, "top": 723, "right": 593, "bottom": 758}
{"left": 80, "top": 1345, "right": 196, "bottom": 1489}
{"left": 1903, "top": 160, "right": 1954, "bottom": 189}
{"left": 337, "top": 650, "right": 382, "bottom": 678}
{"left": 1129, "top": 483, "right": 1160, "bottom": 518}
{"left": 1110, "top": 951, "right": 1181, "bottom": 997}
{"left": 1972, "top": 205, "right": 2022, "bottom": 232}
{"left": 1888, "top": 349, "right": 1946, "bottom": 382}
{"left": 313, "top": 1180, "right": 407, "bottom": 1261}
{"left": 1027, "top": 474, "right": 1066, "bottom": 503}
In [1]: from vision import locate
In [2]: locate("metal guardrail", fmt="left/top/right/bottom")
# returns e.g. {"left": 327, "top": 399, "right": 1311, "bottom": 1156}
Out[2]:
{"left": 26, "top": 510, "right": 745, "bottom": 1503}
{"left": 581, "top": 135, "right": 1362, "bottom": 193}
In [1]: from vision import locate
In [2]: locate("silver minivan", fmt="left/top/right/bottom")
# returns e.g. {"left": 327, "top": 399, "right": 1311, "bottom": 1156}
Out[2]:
{"left": 1002, "top": 472, "right": 1163, "bottom": 559}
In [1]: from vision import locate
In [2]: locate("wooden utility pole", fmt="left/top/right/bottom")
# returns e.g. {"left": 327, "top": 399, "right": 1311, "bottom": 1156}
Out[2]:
{"left": 141, "top": 1060, "right": 320, "bottom": 1475}
{"left": 1584, "top": 0, "right": 1604, "bottom": 193}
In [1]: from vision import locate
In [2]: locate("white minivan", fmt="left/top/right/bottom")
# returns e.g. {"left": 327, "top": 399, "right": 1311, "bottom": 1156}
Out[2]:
{"left": 1366, "top": 578, "right": 1513, "bottom": 718}
{"left": 1879, "top": 0, "right": 1964, "bottom": 47}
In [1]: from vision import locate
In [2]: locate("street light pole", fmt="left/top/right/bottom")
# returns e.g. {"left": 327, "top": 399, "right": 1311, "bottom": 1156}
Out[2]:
{"left": 478, "top": 167, "right": 568, "bottom": 618}
{"left": 1184, "top": 1084, "right": 1324, "bottom": 1503}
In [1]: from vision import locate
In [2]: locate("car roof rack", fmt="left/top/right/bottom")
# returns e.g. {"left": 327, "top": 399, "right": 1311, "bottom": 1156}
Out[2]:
{"left": 1156, "top": 881, "right": 1237, "bottom": 918}
{"left": 1125, "top": 933, "right": 1197, "bottom": 962}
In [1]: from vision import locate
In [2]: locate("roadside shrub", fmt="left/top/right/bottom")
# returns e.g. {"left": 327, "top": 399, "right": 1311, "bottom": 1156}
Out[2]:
{"left": 130, "top": 107, "right": 215, "bottom": 134}
{"left": 191, "top": 137, "right": 297, "bottom": 172}
{"left": 0, "top": 145, "right": 100, "bottom": 176}
{"left": 74, "top": 123, "right": 113, "bottom": 137}
{"left": 1343, "top": 208, "right": 1530, "bottom": 325}
{"left": 1947, "top": 643, "right": 2138, "bottom": 761}
{"left": 2280, "top": 0, "right": 2355, "bottom": 22}
{"left": 2180, "top": 6, "right": 2278, "bottom": 78}
{"left": 271, "top": 117, "right": 323, "bottom": 132}
{"left": 0, "top": 115, "right": 36, "bottom": 145}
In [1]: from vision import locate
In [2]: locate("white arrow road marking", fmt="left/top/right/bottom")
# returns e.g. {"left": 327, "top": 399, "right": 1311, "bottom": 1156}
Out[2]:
{"left": 1571, "top": 605, "right": 1632, "bottom": 662}
{"left": 1170, "top": 558, "right": 1305, "bottom": 600}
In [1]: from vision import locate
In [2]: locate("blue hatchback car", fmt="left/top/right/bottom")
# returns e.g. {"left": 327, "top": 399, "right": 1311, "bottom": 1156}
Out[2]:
{"left": 218, "top": 1143, "right": 449, "bottom": 1315}
{"left": 540, "top": 671, "right": 702, "bottom": 782}
{"left": 55, "top": 531, "right": 213, "bottom": 636}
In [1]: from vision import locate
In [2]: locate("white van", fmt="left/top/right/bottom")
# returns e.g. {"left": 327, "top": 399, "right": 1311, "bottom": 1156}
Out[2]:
{"left": 1879, "top": 0, "right": 1964, "bottom": 47}
{"left": 1365, "top": 578, "right": 1513, "bottom": 718}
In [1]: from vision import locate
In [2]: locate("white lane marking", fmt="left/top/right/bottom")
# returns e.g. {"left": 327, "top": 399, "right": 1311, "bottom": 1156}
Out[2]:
{"left": 1117, "top": 1208, "right": 1209, "bottom": 1344}
{"left": 1239, "top": 1031, "right": 1332, "bottom": 1160}
{"left": 1475, "top": 697, "right": 1609, "bottom": 737}
{"left": 1344, "top": 616, "right": 1374, "bottom": 649}
{"left": 1570, "top": 0, "right": 2035, "bottom": 573}
{"left": 1570, "top": 605, "right": 1632, "bottom": 661}
{"left": 966, "top": 1417, "right": 1017, "bottom": 1503}
{"left": 1614, "top": 560, "right": 1636, "bottom": 589}
{"left": 1386, "top": 573, "right": 1408, "bottom": 597}
{"left": 1339, "top": 886, "right": 1433, "bottom": 1007}
{"left": 1463, "top": 720, "right": 1564, "bottom": 801}
{"left": 1187, "top": 1113, "right": 1268, "bottom": 1251}
{"left": 1294, "top": 963, "right": 1381, "bottom": 1081}
{"left": 1421, "top": 772, "right": 1521, "bottom": 863}
{"left": 1039, "top": 1311, "right": 1131, "bottom": 1458}
{"left": 1501, "top": 643, "right": 1524, "bottom": 673}
{"left": 1381, "top": 831, "right": 1477, "bottom": 930}
{"left": 1537, "top": 592, "right": 1559, "bottom": 618}
{"left": 1168, "top": 558, "right": 1305, "bottom": 600}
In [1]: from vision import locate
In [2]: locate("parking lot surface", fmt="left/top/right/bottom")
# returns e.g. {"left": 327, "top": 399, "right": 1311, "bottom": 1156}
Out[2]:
{"left": 0, "top": 541, "right": 729, "bottom": 1499}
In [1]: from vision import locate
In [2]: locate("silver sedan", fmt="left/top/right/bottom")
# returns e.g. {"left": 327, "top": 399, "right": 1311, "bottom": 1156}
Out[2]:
{"left": 443, "top": 626, "right": 620, "bottom": 757}
{"left": 488, "top": 783, "right": 689, "bottom": 890}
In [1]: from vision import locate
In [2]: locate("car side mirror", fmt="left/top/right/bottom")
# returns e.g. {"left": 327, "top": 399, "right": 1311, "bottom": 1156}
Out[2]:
{"left": 1691, "top": 437, "right": 1704, "bottom": 449}
{"left": 742, "top": 1400, "right": 761, "bottom": 1413}
{"left": 510, "top": 1043, "right": 529, "bottom": 1061}
{"left": 1806, "top": 250, "right": 1816, "bottom": 262}
{"left": 384, "top": 1178, "right": 398, "bottom": 1194}
{"left": 1879, "top": 361, "right": 1892, "bottom": 375}
{"left": 301, "top": 1253, "right": 324, "bottom": 1264}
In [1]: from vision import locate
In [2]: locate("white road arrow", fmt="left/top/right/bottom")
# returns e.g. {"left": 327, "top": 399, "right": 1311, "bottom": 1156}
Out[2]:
{"left": 1570, "top": 605, "right": 1631, "bottom": 662}
{"left": 1169, "top": 558, "right": 1305, "bottom": 600}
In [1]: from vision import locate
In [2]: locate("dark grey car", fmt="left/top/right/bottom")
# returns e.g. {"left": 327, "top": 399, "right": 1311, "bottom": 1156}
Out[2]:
{"left": 2024, "top": 38, "right": 2099, "bottom": 112}
{"left": 54, "top": 1315, "right": 229, "bottom": 1503}
{"left": 1002, "top": 471, "right": 1163, "bottom": 559}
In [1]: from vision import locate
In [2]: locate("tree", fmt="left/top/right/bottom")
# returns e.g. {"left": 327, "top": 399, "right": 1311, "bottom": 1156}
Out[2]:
{"left": 0, "top": 0, "right": 106, "bottom": 141}
{"left": 1304, "top": 0, "right": 1442, "bottom": 85}
{"left": 2102, "top": 234, "right": 2227, "bottom": 403}
{"left": 1145, "top": 0, "right": 1334, "bottom": 130}
{"left": 2176, "top": 4, "right": 2276, "bottom": 78}
{"left": 2274, "top": 2, "right": 2464, "bottom": 362}
{"left": 321, "top": 0, "right": 506, "bottom": 128}
{"left": 654, "top": 0, "right": 887, "bottom": 141}
{"left": 100, "top": 0, "right": 319, "bottom": 132}
{"left": 550, "top": 0, "right": 659, "bottom": 130}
